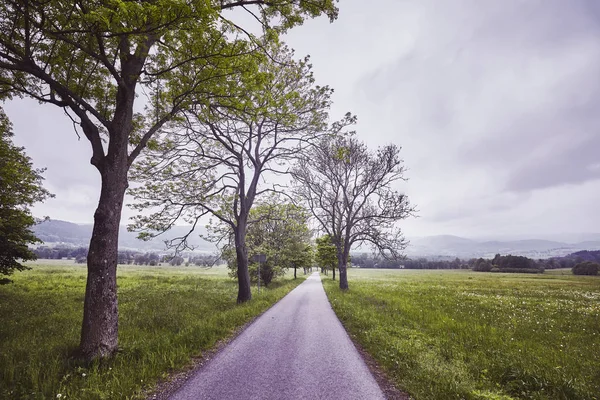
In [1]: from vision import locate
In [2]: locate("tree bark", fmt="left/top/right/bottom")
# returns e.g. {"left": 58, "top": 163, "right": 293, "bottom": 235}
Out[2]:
{"left": 339, "top": 263, "right": 348, "bottom": 289}
{"left": 79, "top": 156, "right": 128, "bottom": 360}
{"left": 79, "top": 78, "right": 136, "bottom": 360}
{"left": 235, "top": 222, "right": 252, "bottom": 303}
{"left": 339, "top": 247, "right": 349, "bottom": 290}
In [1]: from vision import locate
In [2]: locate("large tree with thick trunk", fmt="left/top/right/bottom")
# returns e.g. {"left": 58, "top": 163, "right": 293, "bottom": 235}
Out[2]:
{"left": 129, "top": 44, "right": 332, "bottom": 302}
{"left": 0, "top": 0, "right": 338, "bottom": 360}
{"left": 292, "top": 133, "right": 416, "bottom": 290}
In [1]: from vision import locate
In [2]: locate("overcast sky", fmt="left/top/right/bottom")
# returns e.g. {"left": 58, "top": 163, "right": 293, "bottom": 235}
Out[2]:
{"left": 4, "top": 0, "right": 600, "bottom": 240}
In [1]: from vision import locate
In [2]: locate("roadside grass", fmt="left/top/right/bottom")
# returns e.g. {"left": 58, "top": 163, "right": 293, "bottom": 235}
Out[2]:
{"left": 0, "top": 263, "right": 305, "bottom": 399}
{"left": 322, "top": 269, "right": 600, "bottom": 400}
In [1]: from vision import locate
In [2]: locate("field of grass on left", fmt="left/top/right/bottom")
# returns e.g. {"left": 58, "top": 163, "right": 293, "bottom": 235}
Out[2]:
{"left": 0, "top": 260, "right": 305, "bottom": 399}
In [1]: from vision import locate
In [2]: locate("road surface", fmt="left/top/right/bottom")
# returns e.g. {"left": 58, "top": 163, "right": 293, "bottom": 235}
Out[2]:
{"left": 169, "top": 272, "right": 385, "bottom": 400}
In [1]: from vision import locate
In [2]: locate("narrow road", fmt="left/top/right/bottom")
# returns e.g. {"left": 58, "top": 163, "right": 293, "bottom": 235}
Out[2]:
{"left": 169, "top": 272, "right": 385, "bottom": 400}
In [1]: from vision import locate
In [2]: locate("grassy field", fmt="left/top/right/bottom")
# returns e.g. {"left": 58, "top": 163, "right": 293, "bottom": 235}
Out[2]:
{"left": 0, "top": 261, "right": 305, "bottom": 399}
{"left": 323, "top": 269, "right": 600, "bottom": 400}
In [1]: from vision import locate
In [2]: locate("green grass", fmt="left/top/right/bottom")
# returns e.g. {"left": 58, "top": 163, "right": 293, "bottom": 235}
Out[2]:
{"left": 322, "top": 269, "right": 600, "bottom": 400}
{"left": 0, "top": 262, "right": 305, "bottom": 399}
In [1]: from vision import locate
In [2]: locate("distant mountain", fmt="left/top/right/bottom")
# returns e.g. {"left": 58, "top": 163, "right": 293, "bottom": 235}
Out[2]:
{"left": 33, "top": 219, "right": 600, "bottom": 259}
{"left": 406, "top": 235, "right": 600, "bottom": 259}
{"left": 558, "top": 250, "right": 600, "bottom": 263}
{"left": 33, "top": 219, "right": 216, "bottom": 252}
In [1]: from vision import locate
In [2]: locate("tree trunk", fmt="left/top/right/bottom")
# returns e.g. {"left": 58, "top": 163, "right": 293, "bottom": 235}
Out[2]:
{"left": 332, "top": 265, "right": 336, "bottom": 280}
{"left": 235, "top": 223, "right": 252, "bottom": 303}
{"left": 339, "top": 256, "right": 349, "bottom": 290}
{"left": 79, "top": 157, "right": 128, "bottom": 360}
{"left": 294, "top": 267, "right": 297, "bottom": 279}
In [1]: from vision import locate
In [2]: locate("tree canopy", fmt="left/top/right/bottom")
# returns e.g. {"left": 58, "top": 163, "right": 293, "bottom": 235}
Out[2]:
{"left": 315, "top": 234, "right": 337, "bottom": 278}
{"left": 0, "top": 107, "right": 52, "bottom": 275}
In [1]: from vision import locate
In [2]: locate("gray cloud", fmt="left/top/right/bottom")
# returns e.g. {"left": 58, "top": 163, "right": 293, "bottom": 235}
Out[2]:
{"left": 285, "top": 0, "right": 600, "bottom": 237}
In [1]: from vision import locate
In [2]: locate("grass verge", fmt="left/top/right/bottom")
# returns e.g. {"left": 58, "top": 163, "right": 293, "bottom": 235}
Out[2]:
{"left": 322, "top": 269, "right": 600, "bottom": 400}
{"left": 0, "top": 263, "right": 305, "bottom": 399}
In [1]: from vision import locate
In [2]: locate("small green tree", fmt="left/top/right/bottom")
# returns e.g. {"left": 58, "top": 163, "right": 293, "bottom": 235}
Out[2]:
{"left": 224, "top": 201, "right": 312, "bottom": 286}
{"left": 316, "top": 235, "right": 337, "bottom": 279}
{"left": 283, "top": 236, "right": 313, "bottom": 280}
{"left": 0, "top": 107, "right": 52, "bottom": 275}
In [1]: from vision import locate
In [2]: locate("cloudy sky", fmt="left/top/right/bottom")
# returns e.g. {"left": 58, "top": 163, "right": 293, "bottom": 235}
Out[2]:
{"left": 4, "top": 0, "right": 600, "bottom": 240}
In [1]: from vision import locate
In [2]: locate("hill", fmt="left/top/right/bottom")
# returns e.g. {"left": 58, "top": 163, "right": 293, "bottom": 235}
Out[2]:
{"left": 33, "top": 219, "right": 216, "bottom": 252}
{"left": 406, "top": 235, "right": 600, "bottom": 259}
{"left": 33, "top": 220, "right": 600, "bottom": 258}
{"left": 557, "top": 250, "right": 600, "bottom": 263}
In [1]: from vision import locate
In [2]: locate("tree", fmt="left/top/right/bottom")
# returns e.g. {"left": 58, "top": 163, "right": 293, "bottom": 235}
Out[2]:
{"left": 129, "top": 44, "right": 332, "bottom": 302}
{"left": 292, "top": 133, "right": 415, "bottom": 290}
{"left": 315, "top": 235, "right": 337, "bottom": 278}
{"left": 0, "top": 107, "right": 52, "bottom": 275}
{"left": 472, "top": 258, "right": 492, "bottom": 272}
{"left": 222, "top": 201, "right": 312, "bottom": 286}
{"left": 274, "top": 205, "right": 313, "bottom": 280}
{"left": 0, "top": 0, "right": 338, "bottom": 360}
{"left": 287, "top": 243, "right": 313, "bottom": 279}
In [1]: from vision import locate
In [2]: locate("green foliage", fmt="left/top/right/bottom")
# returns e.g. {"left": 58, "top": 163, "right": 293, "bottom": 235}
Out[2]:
{"left": 225, "top": 201, "right": 313, "bottom": 285}
{"left": 572, "top": 262, "right": 599, "bottom": 276}
{"left": 323, "top": 269, "right": 600, "bottom": 400}
{"left": 0, "top": 108, "right": 52, "bottom": 275}
{"left": 316, "top": 234, "right": 337, "bottom": 271}
{"left": 0, "top": 0, "right": 339, "bottom": 117}
{"left": 0, "top": 263, "right": 305, "bottom": 399}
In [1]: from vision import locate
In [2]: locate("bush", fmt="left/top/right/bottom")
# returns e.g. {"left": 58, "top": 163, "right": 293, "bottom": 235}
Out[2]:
{"left": 572, "top": 262, "right": 600, "bottom": 276}
{"left": 227, "top": 258, "right": 286, "bottom": 287}
{"left": 248, "top": 262, "right": 286, "bottom": 286}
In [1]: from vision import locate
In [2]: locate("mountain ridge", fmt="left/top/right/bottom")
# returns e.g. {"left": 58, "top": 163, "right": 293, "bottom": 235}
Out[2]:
{"left": 33, "top": 219, "right": 215, "bottom": 252}
{"left": 406, "top": 235, "right": 600, "bottom": 259}
{"left": 33, "top": 219, "right": 600, "bottom": 258}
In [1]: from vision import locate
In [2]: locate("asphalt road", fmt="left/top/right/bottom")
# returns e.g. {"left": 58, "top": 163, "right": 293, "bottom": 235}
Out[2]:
{"left": 169, "top": 272, "right": 385, "bottom": 400}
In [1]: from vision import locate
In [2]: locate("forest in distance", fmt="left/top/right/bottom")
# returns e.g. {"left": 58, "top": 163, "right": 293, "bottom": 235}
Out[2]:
{"left": 32, "top": 245, "right": 600, "bottom": 272}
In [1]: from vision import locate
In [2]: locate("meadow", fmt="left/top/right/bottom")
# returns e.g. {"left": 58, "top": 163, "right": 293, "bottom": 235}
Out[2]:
{"left": 323, "top": 269, "right": 600, "bottom": 400}
{"left": 0, "top": 261, "right": 305, "bottom": 399}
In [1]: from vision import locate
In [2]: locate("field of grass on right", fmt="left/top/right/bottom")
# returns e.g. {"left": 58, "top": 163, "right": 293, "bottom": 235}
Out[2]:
{"left": 323, "top": 269, "right": 600, "bottom": 400}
